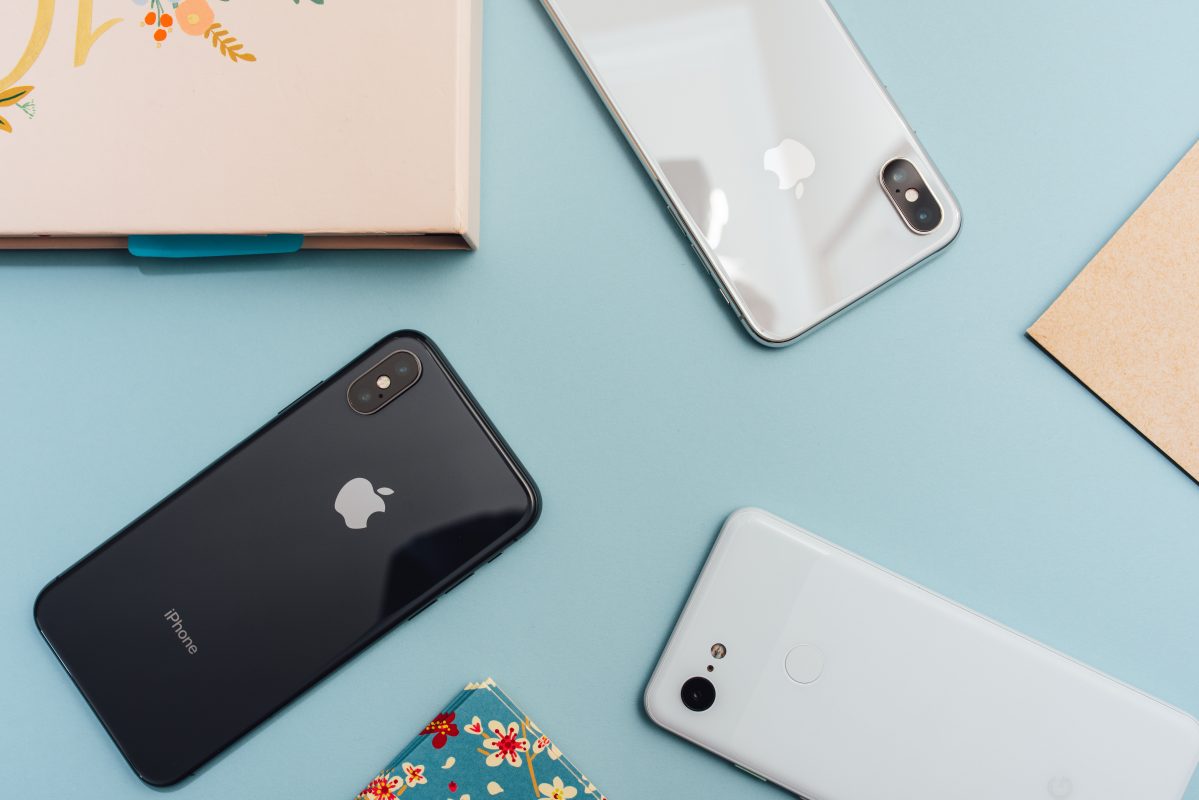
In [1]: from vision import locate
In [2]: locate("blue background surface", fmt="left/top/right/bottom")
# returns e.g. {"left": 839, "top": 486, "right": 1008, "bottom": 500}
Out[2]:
{"left": 2, "top": 1, "right": 1198, "bottom": 797}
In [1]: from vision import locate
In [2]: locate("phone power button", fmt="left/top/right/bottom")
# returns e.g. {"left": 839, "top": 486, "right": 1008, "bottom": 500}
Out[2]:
{"left": 734, "top": 764, "right": 768, "bottom": 782}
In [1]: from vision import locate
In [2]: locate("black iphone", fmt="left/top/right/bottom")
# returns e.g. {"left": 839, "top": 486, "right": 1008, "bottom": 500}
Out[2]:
{"left": 34, "top": 331, "right": 540, "bottom": 786}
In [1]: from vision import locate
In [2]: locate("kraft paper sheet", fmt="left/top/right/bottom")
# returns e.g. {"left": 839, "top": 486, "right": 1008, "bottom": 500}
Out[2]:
{"left": 1029, "top": 140, "right": 1199, "bottom": 482}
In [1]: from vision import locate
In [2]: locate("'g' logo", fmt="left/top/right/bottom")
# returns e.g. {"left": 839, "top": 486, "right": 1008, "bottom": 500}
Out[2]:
{"left": 1047, "top": 777, "right": 1073, "bottom": 799}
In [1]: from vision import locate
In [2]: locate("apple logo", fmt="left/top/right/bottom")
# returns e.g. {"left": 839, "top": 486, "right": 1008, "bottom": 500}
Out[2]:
{"left": 764, "top": 138, "right": 816, "bottom": 199}
{"left": 1047, "top": 777, "right": 1074, "bottom": 799}
{"left": 334, "top": 477, "right": 394, "bottom": 530}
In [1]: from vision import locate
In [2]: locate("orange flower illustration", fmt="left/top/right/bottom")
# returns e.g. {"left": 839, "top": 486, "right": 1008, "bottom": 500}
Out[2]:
{"left": 177, "top": 0, "right": 215, "bottom": 35}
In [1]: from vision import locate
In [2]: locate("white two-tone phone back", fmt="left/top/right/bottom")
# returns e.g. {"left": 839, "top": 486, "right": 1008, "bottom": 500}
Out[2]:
{"left": 645, "top": 509, "right": 1199, "bottom": 800}
{"left": 542, "top": 0, "right": 961, "bottom": 344}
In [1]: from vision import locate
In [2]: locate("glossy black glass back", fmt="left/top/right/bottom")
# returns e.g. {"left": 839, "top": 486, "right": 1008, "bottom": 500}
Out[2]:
{"left": 34, "top": 332, "right": 539, "bottom": 786}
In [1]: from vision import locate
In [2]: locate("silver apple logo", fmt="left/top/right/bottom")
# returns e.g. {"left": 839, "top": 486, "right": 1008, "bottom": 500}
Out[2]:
{"left": 764, "top": 138, "right": 816, "bottom": 199}
{"left": 334, "top": 477, "right": 393, "bottom": 530}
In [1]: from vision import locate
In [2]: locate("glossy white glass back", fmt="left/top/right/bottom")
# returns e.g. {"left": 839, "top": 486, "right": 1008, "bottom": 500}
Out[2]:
{"left": 543, "top": 0, "right": 962, "bottom": 344}
{"left": 645, "top": 509, "right": 1199, "bottom": 799}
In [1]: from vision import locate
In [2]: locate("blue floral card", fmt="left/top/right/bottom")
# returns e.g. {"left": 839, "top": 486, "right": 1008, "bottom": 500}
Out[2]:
{"left": 354, "top": 679, "right": 608, "bottom": 800}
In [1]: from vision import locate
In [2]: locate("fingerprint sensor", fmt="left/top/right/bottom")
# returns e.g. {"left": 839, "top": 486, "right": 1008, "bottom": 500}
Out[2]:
{"left": 785, "top": 644, "right": 825, "bottom": 684}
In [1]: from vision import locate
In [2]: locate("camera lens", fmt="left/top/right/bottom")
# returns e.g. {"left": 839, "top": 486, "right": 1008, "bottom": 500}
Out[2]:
{"left": 890, "top": 167, "right": 908, "bottom": 184}
{"left": 357, "top": 389, "right": 374, "bottom": 404}
{"left": 392, "top": 352, "right": 418, "bottom": 378}
{"left": 680, "top": 676, "right": 716, "bottom": 712}
{"left": 916, "top": 208, "right": 931, "bottom": 223}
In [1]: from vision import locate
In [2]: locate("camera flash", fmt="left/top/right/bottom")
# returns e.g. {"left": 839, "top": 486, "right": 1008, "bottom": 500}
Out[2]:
{"left": 710, "top": 642, "right": 727, "bottom": 659}
{"left": 376, "top": 375, "right": 392, "bottom": 389}
{"left": 904, "top": 188, "right": 920, "bottom": 203}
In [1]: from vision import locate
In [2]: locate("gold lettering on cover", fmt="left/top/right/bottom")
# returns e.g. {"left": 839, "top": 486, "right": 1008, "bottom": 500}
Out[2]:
{"left": 0, "top": 0, "right": 54, "bottom": 91}
{"left": 74, "top": 0, "right": 122, "bottom": 67}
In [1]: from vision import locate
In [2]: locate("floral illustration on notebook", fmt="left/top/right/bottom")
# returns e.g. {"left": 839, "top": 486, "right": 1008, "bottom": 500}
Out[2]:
{"left": 0, "top": 86, "right": 36, "bottom": 135}
{"left": 2, "top": 0, "right": 332, "bottom": 136}
{"left": 133, "top": 0, "right": 300, "bottom": 62}
{"left": 354, "top": 679, "right": 608, "bottom": 800}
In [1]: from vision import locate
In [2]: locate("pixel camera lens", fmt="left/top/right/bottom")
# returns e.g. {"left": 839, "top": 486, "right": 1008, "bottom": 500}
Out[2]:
{"left": 680, "top": 676, "right": 716, "bottom": 712}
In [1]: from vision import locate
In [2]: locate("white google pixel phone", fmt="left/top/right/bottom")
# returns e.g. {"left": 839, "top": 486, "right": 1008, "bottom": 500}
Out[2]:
{"left": 541, "top": 0, "right": 962, "bottom": 345}
{"left": 646, "top": 509, "right": 1199, "bottom": 799}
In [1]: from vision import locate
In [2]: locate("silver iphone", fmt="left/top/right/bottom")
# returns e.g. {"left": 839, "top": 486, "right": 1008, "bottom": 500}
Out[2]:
{"left": 541, "top": 0, "right": 962, "bottom": 346}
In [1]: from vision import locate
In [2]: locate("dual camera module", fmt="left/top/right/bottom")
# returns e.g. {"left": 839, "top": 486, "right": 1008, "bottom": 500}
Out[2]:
{"left": 881, "top": 158, "right": 943, "bottom": 234}
{"left": 347, "top": 350, "right": 422, "bottom": 415}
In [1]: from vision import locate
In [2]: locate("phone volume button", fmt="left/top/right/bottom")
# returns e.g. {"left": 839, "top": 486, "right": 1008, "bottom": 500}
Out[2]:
{"left": 666, "top": 203, "right": 684, "bottom": 231}
{"left": 689, "top": 241, "right": 713, "bottom": 276}
{"left": 444, "top": 571, "right": 475, "bottom": 594}
{"left": 407, "top": 597, "right": 437, "bottom": 622}
{"left": 694, "top": 246, "right": 732, "bottom": 306}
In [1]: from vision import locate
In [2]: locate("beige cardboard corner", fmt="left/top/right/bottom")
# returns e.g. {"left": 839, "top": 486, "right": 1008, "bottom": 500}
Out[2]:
{"left": 1029, "top": 139, "right": 1199, "bottom": 482}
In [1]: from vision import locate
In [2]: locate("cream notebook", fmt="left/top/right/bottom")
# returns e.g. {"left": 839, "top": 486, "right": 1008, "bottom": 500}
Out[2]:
{"left": 1029, "top": 140, "right": 1199, "bottom": 482}
{"left": 0, "top": 0, "right": 482, "bottom": 250}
